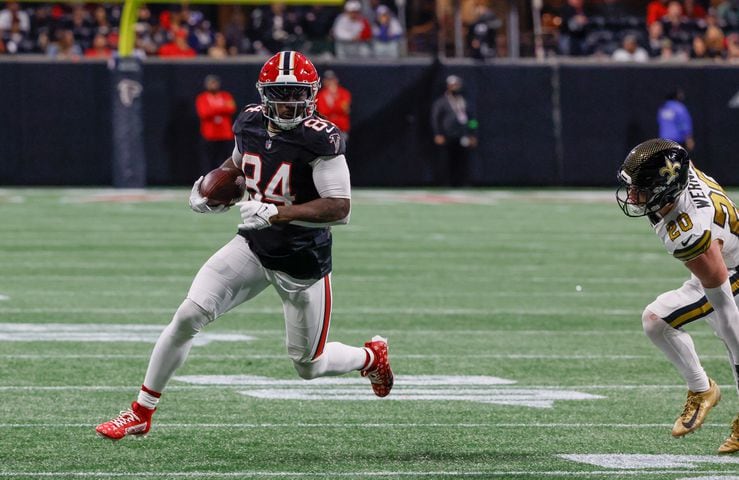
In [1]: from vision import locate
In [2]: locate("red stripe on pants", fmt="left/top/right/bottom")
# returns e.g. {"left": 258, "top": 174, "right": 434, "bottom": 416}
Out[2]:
{"left": 312, "top": 275, "right": 331, "bottom": 360}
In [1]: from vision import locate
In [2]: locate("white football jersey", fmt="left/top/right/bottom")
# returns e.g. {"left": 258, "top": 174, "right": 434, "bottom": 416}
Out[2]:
{"left": 652, "top": 165, "right": 739, "bottom": 267}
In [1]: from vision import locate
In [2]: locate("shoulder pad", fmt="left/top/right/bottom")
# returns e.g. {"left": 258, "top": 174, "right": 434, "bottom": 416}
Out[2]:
{"left": 673, "top": 229, "right": 712, "bottom": 262}
{"left": 233, "top": 104, "right": 264, "bottom": 133}
{"left": 300, "top": 116, "right": 346, "bottom": 157}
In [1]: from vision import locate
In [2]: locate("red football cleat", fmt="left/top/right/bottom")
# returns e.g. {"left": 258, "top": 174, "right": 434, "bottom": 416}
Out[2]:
{"left": 361, "top": 335, "right": 394, "bottom": 397}
{"left": 96, "top": 402, "right": 155, "bottom": 440}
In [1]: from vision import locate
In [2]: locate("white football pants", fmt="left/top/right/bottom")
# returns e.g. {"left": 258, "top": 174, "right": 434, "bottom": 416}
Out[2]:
{"left": 142, "top": 236, "right": 369, "bottom": 393}
{"left": 644, "top": 272, "right": 739, "bottom": 395}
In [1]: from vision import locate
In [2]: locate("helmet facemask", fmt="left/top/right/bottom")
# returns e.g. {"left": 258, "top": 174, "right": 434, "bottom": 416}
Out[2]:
{"left": 616, "top": 172, "right": 669, "bottom": 217}
{"left": 257, "top": 83, "right": 317, "bottom": 130}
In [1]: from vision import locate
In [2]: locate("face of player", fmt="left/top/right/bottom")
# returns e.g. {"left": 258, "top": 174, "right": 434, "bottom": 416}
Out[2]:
{"left": 617, "top": 182, "right": 654, "bottom": 217}
{"left": 264, "top": 85, "right": 311, "bottom": 124}
{"left": 627, "top": 186, "right": 649, "bottom": 206}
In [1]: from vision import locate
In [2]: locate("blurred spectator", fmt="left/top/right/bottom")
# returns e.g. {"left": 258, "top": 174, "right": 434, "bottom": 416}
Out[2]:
{"left": 332, "top": 0, "right": 372, "bottom": 59}
{"left": 47, "top": 29, "right": 81, "bottom": 59}
{"left": 683, "top": 0, "right": 707, "bottom": 20}
{"left": 316, "top": 70, "right": 351, "bottom": 139}
{"left": 92, "top": 6, "right": 114, "bottom": 38}
{"left": 596, "top": 0, "right": 629, "bottom": 24}
{"left": 372, "top": 4, "right": 403, "bottom": 58}
{"left": 690, "top": 34, "right": 709, "bottom": 58}
{"left": 0, "top": 1, "right": 29, "bottom": 33}
{"left": 134, "top": 4, "right": 153, "bottom": 37}
{"left": 1, "top": 16, "right": 33, "bottom": 53}
{"left": 195, "top": 75, "right": 237, "bottom": 171}
{"left": 406, "top": 0, "right": 438, "bottom": 55}
{"left": 728, "top": 32, "right": 739, "bottom": 61}
{"left": 647, "top": 20, "right": 666, "bottom": 57}
{"left": 158, "top": 28, "right": 196, "bottom": 57}
{"left": 558, "top": 0, "right": 590, "bottom": 56}
{"left": 67, "top": 4, "right": 94, "bottom": 50}
{"left": 0, "top": 35, "right": 5, "bottom": 53}
{"left": 302, "top": 6, "right": 339, "bottom": 56}
{"left": 466, "top": 5, "right": 501, "bottom": 60}
{"left": 84, "top": 32, "right": 112, "bottom": 57}
{"left": 658, "top": 88, "right": 694, "bottom": 151}
{"left": 646, "top": 0, "right": 669, "bottom": 26}
{"left": 716, "top": 0, "right": 739, "bottom": 31}
{"left": 133, "top": 23, "right": 156, "bottom": 56}
{"left": 658, "top": 38, "right": 689, "bottom": 61}
{"left": 34, "top": 31, "right": 49, "bottom": 54}
{"left": 191, "top": 19, "right": 215, "bottom": 54}
{"left": 705, "top": 25, "right": 727, "bottom": 58}
{"left": 30, "top": 5, "right": 56, "bottom": 44}
{"left": 208, "top": 32, "right": 229, "bottom": 58}
{"left": 660, "top": 1, "right": 693, "bottom": 51}
{"left": 431, "top": 75, "right": 478, "bottom": 187}
{"left": 222, "top": 7, "right": 251, "bottom": 55}
{"left": 725, "top": 33, "right": 739, "bottom": 61}
{"left": 612, "top": 33, "right": 649, "bottom": 61}
{"left": 250, "top": 3, "right": 303, "bottom": 54}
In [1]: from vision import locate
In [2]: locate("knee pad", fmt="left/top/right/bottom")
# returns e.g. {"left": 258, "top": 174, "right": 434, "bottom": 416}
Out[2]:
{"left": 170, "top": 298, "right": 212, "bottom": 339}
{"left": 642, "top": 309, "right": 667, "bottom": 338}
{"left": 292, "top": 356, "right": 326, "bottom": 380}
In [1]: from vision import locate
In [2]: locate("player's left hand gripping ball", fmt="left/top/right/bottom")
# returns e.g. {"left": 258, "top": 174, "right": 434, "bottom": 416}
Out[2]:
{"left": 238, "top": 201, "right": 278, "bottom": 230}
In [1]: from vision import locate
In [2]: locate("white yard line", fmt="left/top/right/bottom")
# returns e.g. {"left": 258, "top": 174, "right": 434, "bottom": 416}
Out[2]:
{"left": 0, "top": 384, "right": 724, "bottom": 391}
{"left": 0, "top": 422, "right": 699, "bottom": 428}
{"left": 0, "top": 307, "right": 644, "bottom": 316}
{"left": 0, "top": 354, "right": 659, "bottom": 360}
{"left": 0, "top": 470, "right": 736, "bottom": 478}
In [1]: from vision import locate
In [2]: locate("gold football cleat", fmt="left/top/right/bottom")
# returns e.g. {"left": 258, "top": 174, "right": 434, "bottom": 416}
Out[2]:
{"left": 718, "top": 414, "right": 739, "bottom": 454}
{"left": 671, "top": 378, "right": 721, "bottom": 437}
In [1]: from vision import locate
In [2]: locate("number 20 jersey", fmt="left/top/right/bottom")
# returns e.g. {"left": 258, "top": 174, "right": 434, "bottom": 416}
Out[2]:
{"left": 232, "top": 104, "right": 346, "bottom": 280}
{"left": 651, "top": 165, "right": 739, "bottom": 268}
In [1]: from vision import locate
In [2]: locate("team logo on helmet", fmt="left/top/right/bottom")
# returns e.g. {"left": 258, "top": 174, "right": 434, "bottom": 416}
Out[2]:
{"left": 659, "top": 157, "right": 681, "bottom": 184}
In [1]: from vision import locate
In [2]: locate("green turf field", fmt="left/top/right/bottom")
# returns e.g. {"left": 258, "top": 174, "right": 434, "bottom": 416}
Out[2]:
{"left": 2, "top": 188, "right": 739, "bottom": 479}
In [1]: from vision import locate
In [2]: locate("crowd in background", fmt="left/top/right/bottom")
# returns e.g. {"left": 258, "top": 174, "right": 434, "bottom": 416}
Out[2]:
{"left": 546, "top": 0, "right": 739, "bottom": 61}
{"left": 0, "top": 0, "right": 415, "bottom": 59}
{"left": 0, "top": 0, "right": 738, "bottom": 61}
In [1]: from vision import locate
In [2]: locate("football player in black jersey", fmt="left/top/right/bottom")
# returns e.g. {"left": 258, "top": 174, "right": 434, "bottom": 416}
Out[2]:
{"left": 96, "top": 51, "right": 393, "bottom": 440}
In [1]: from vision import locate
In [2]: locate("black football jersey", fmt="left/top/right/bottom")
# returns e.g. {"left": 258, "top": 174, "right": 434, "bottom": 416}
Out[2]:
{"left": 232, "top": 104, "right": 346, "bottom": 280}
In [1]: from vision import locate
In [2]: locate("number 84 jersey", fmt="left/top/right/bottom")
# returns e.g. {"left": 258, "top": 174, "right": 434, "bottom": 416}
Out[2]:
{"left": 651, "top": 165, "right": 739, "bottom": 268}
{"left": 231, "top": 104, "right": 347, "bottom": 280}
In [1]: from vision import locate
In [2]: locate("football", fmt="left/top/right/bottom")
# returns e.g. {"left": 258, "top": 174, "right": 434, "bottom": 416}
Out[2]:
{"left": 199, "top": 167, "right": 246, "bottom": 207}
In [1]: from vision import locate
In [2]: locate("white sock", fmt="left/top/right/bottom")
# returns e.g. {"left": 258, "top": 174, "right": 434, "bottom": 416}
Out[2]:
{"left": 643, "top": 311, "right": 709, "bottom": 392}
{"left": 137, "top": 387, "right": 160, "bottom": 410}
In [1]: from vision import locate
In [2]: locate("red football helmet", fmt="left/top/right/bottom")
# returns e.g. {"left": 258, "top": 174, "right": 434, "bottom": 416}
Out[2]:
{"left": 256, "top": 51, "right": 320, "bottom": 130}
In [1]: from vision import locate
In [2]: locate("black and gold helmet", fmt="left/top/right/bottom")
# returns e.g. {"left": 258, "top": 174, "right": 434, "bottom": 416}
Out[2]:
{"left": 616, "top": 138, "right": 691, "bottom": 217}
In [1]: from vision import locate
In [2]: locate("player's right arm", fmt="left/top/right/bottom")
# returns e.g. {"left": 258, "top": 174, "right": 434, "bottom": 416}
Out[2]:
{"left": 685, "top": 239, "right": 739, "bottom": 337}
{"left": 685, "top": 239, "right": 729, "bottom": 288}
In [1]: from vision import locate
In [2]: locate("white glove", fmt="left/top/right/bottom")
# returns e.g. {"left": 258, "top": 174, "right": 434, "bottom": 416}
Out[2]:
{"left": 189, "top": 176, "right": 229, "bottom": 214}
{"left": 237, "top": 200, "right": 278, "bottom": 230}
